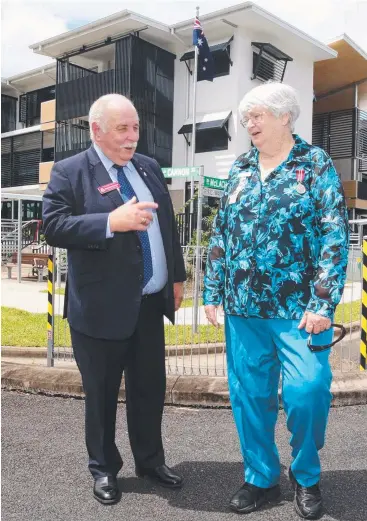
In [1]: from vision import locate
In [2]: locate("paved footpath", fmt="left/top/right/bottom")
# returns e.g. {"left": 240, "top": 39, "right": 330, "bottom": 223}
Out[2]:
{"left": 2, "top": 391, "right": 367, "bottom": 521}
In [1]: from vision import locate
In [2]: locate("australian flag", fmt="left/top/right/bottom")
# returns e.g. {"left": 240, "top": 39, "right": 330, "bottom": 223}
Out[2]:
{"left": 193, "top": 16, "right": 214, "bottom": 82}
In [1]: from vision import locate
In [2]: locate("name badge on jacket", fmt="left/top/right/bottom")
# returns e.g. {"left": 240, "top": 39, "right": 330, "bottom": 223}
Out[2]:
{"left": 98, "top": 182, "right": 120, "bottom": 195}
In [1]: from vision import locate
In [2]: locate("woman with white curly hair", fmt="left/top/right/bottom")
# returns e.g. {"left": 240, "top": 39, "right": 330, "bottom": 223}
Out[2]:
{"left": 204, "top": 82, "right": 349, "bottom": 519}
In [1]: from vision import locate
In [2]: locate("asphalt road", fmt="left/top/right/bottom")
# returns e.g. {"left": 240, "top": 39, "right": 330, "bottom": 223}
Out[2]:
{"left": 2, "top": 391, "right": 367, "bottom": 521}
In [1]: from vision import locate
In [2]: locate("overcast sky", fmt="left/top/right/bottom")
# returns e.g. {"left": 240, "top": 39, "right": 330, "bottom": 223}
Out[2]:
{"left": 1, "top": 0, "right": 367, "bottom": 78}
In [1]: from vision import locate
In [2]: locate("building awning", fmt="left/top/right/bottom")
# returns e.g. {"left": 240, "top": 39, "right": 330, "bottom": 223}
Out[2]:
{"left": 1, "top": 185, "right": 44, "bottom": 201}
{"left": 4, "top": 64, "right": 56, "bottom": 93}
{"left": 251, "top": 42, "right": 293, "bottom": 83}
{"left": 314, "top": 34, "right": 367, "bottom": 98}
{"left": 252, "top": 42, "right": 293, "bottom": 62}
{"left": 180, "top": 37, "right": 233, "bottom": 62}
{"left": 178, "top": 110, "right": 231, "bottom": 134}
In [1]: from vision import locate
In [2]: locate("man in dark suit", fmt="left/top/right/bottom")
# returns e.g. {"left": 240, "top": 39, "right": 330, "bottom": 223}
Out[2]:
{"left": 42, "top": 94, "right": 186, "bottom": 505}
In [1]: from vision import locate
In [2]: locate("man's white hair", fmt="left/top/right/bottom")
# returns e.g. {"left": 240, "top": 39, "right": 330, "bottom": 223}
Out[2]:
{"left": 238, "top": 82, "right": 300, "bottom": 131}
{"left": 89, "top": 94, "right": 137, "bottom": 141}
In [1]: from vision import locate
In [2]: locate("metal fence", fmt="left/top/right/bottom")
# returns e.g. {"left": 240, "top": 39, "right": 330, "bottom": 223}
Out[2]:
{"left": 48, "top": 221, "right": 367, "bottom": 375}
{"left": 50, "top": 245, "right": 226, "bottom": 375}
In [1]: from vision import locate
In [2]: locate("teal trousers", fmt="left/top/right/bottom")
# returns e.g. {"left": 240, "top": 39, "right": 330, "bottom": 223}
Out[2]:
{"left": 225, "top": 316, "right": 333, "bottom": 488}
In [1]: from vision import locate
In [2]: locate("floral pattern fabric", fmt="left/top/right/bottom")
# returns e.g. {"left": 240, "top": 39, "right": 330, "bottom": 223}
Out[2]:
{"left": 203, "top": 135, "right": 349, "bottom": 320}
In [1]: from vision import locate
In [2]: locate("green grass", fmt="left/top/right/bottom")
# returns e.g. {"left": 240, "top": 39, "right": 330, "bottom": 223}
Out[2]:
{"left": 2, "top": 300, "right": 361, "bottom": 348}
{"left": 181, "top": 298, "right": 193, "bottom": 308}
{"left": 40, "top": 288, "right": 65, "bottom": 295}
{"left": 39, "top": 290, "right": 194, "bottom": 304}
{"left": 334, "top": 299, "right": 361, "bottom": 324}
{"left": 1, "top": 307, "right": 224, "bottom": 347}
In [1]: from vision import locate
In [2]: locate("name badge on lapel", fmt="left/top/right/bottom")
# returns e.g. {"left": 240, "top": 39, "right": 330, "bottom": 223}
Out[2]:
{"left": 98, "top": 182, "right": 120, "bottom": 195}
{"left": 228, "top": 175, "right": 249, "bottom": 205}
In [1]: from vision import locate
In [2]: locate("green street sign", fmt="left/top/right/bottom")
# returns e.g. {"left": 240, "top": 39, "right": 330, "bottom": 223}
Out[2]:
{"left": 203, "top": 176, "right": 227, "bottom": 190}
{"left": 162, "top": 167, "right": 200, "bottom": 178}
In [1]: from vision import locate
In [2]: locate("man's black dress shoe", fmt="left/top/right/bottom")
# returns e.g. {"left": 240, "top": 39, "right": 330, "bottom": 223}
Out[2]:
{"left": 93, "top": 476, "right": 120, "bottom": 505}
{"left": 229, "top": 482, "right": 281, "bottom": 514}
{"left": 136, "top": 464, "right": 183, "bottom": 489}
{"left": 289, "top": 468, "right": 323, "bottom": 520}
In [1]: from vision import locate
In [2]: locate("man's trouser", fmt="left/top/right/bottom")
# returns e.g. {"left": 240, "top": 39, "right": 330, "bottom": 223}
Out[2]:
{"left": 225, "top": 316, "right": 333, "bottom": 488}
{"left": 71, "top": 292, "right": 166, "bottom": 479}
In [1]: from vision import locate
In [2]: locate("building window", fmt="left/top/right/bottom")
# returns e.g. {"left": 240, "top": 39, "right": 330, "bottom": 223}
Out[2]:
{"left": 251, "top": 43, "right": 292, "bottom": 83}
{"left": 178, "top": 111, "right": 231, "bottom": 153}
{"left": 180, "top": 37, "right": 233, "bottom": 82}
{"left": 195, "top": 124, "right": 229, "bottom": 153}
{"left": 198, "top": 47, "right": 231, "bottom": 81}
{"left": 1, "top": 95, "right": 17, "bottom": 133}
{"left": 41, "top": 147, "right": 55, "bottom": 162}
{"left": 252, "top": 52, "right": 275, "bottom": 82}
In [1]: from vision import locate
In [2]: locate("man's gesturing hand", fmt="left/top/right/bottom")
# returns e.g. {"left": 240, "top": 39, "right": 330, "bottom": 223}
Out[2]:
{"left": 109, "top": 196, "right": 158, "bottom": 232}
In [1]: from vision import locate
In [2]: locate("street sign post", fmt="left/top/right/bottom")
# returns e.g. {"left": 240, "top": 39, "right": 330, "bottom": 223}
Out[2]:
{"left": 193, "top": 165, "right": 204, "bottom": 333}
{"left": 202, "top": 176, "right": 227, "bottom": 198}
{"left": 202, "top": 187, "right": 224, "bottom": 198}
{"left": 203, "top": 176, "right": 227, "bottom": 190}
{"left": 162, "top": 166, "right": 200, "bottom": 178}
{"left": 160, "top": 168, "right": 229, "bottom": 332}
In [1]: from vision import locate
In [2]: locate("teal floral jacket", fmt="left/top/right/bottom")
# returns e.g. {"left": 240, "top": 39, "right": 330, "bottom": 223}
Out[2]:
{"left": 203, "top": 135, "right": 349, "bottom": 320}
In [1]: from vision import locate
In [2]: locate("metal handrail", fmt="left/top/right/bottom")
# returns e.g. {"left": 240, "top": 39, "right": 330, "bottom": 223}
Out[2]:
{"left": 32, "top": 241, "right": 50, "bottom": 254}
{"left": 1, "top": 219, "right": 39, "bottom": 241}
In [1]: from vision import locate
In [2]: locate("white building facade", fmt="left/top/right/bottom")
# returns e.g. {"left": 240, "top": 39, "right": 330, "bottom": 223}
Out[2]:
{"left": 2, "top": 2, "right": 349, "bottom": 219}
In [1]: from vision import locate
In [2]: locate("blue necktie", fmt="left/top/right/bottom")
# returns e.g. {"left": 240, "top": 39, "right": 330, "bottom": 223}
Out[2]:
{"left": 114, "top": 165, "right": 153, "bottom": 288}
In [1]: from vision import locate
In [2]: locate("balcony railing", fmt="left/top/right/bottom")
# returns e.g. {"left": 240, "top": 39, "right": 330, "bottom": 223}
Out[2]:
{"left": 55, "top": 120, "right": 91, "bottom": 162}
{"left": 1, "top": 219, "right": 41, "bottom": 262}
{"left": 312, "top": 108, "right": 367, "bottom": 170}
{"left": 19, "top": 85, "right": 55, "bottom": 128}
{"left": 1, "top": 131, "right": 42, "bottom": 187}
{"left": 56, "top": 67, "right": 114, "bottom": 122}
{"left": 313, "top": 109, "right": 367, "bottom": 210}
{"left": 55, "top": 35, "right": 175, "bottom": 168}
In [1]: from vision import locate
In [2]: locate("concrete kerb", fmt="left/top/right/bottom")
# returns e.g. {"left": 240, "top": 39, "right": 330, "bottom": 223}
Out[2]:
{"left": 2, "top": 362, "right": 367, "bottom": 408}
{"left": 1, "top": 317, "right": 365, "bottom": 407}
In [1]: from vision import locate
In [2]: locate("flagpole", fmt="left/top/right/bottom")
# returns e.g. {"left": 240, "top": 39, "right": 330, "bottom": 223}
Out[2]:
{"left": 189, "top": 6, "right": 199, "bottom": 229}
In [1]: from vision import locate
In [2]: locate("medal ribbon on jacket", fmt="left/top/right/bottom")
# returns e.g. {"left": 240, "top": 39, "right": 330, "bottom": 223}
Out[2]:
{"left": 295, "top": 168, "right": 306, "bottom": 194}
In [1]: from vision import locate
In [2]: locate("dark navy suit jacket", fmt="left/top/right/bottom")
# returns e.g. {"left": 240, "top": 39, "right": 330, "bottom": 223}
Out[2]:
{"left": 42, "top": 147, "right": 186, "bottom": 340}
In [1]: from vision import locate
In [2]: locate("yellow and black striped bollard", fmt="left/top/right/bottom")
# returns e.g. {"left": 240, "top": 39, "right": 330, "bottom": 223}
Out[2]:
{"left": 47, "top": 250, "right": 55, "bottom": 367}
{"left": 360, "top": 239, "right": 367, "bottom": 371}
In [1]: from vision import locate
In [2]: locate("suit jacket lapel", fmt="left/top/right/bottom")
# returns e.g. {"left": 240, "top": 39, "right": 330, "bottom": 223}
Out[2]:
{"left": 86, "top": 147, "right": 166, "bottom": 209}
{"left": 86, "top": 146, "right": 123, "bottom": 208}
{"left": 131, "top": 156, "right": 165, "bottom": 202}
